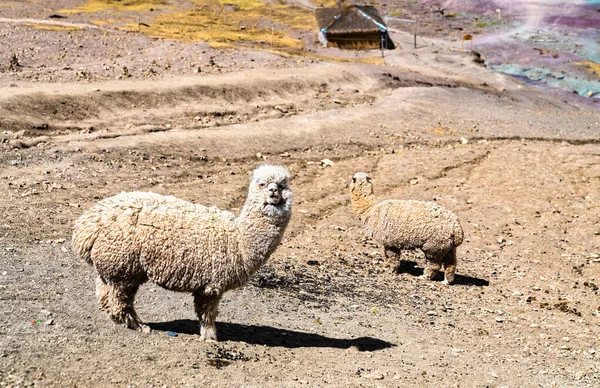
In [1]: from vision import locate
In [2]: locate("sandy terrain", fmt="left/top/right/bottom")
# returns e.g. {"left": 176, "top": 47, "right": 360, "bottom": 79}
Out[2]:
{"left": 1, "top": 1, "right": 600, "bottom": 387}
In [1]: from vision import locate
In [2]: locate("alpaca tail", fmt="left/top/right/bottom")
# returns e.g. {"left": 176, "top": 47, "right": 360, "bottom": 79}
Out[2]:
{"left": 452, "top": 220, "right": 464, "bottom": 247}
{"left": 72, "top": 212, "right": 102, "bottom": 265}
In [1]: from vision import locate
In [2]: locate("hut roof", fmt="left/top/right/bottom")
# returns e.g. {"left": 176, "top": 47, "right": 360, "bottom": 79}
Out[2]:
{"left": 315, "top": 5, "right": 387, "bottom": 34}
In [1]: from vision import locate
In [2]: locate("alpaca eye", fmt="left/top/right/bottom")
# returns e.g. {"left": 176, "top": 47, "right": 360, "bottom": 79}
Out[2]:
{"left": 259, "top": 183, "right": 266, "bottom": 188}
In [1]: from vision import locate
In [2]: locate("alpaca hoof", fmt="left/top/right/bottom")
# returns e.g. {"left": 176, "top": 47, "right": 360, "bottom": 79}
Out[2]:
{"left": 122, "top": 316, "right": 144, "bottom": 330}
{"left": 200, "top": 334, "right": 218, "bottom": 342}
{"left": 441, "top": 279, "right": 449, "bottom": 286}
{"left": 418, "top": 274, "right": 427, "bottom": 280}
{"left": 200, "top": 326, "right": 218, "bottom": 342}
{"left": 139, "top": 324, "right": 152, "bottom": 333}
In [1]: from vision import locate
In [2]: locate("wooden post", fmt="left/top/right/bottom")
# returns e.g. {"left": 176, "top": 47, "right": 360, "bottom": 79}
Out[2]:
{"left": 413, "top": 21, "right": 417, "bottom": 49}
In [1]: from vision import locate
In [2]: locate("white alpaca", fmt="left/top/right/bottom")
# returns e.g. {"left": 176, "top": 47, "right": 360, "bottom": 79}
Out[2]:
{"left": 72, "top": 164, "right": 293, "bottom": 341}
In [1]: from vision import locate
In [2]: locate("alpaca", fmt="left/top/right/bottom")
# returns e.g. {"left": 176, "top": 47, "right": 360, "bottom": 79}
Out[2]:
{"left": 72, "top": 164, "right": 293, "bottom": 340}
{"left": 349, "top": 172, "right": 463, "bottom": 284}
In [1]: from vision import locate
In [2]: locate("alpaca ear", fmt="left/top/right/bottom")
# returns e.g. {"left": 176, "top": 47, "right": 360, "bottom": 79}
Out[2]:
{"left": 366, "top": 176, "right": 371, "bottom": 183}
{"left": 352, "top": 176, "right": 356, "bottom": 183}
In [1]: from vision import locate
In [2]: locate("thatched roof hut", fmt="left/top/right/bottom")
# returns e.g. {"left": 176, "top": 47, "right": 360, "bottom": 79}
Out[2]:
{"left": 315, "top": 5, "right": 395, "bottom": 49}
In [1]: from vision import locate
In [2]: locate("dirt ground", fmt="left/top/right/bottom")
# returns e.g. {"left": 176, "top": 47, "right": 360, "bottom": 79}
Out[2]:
{"left": 1, "top": 2, "right": 600, "bottom": 388}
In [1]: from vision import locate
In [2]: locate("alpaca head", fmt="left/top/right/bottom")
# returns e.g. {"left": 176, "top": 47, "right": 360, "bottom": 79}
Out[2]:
{"left": 246, "top": 164, "right": 293, "bottom": 219}
{"left": 349, "top": 172, "right": 374, "bottom": 197}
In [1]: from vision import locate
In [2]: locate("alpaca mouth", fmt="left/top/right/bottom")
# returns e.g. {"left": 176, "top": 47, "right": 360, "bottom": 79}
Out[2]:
{"left": 267, "top": 195, "right": 282, "bottom": 205}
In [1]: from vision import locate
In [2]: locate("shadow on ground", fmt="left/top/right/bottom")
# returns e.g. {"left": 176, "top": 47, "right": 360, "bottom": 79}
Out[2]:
{"left": 396, "top": 260, "right": 489, "bottom": 286}
{"left": 148, "top": 320, "right": 395, "bottom": 351}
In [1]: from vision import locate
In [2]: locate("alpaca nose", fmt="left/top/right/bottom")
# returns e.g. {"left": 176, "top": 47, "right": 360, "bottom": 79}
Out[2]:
{"left": 267, "top": 183, "right": 279, "bottom": 196}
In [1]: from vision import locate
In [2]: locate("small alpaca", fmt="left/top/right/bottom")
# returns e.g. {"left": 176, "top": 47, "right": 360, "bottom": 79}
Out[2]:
{"left": 349, "top": 172, "right": 463, "bottom": 285}
{"left": 72, "top": 164, "right": 293, "bottom": 341}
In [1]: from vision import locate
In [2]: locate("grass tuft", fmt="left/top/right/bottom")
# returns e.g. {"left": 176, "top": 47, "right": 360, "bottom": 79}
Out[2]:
{"left": 61, "top": 0, "right": 169, "bottom": 13}
{"left": 576, "top": 61, "right": 600, "bottom": 76}
{"left": 26, "top": 24, "right": 82, "bottom": 32}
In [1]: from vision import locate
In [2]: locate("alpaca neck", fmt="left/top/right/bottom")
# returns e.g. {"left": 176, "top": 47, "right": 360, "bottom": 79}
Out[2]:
{"left": 350, "top": 192, "right": 375, "bottom": 222}
{"left": 237, "top": 203, "right": 291, "bottom": 277}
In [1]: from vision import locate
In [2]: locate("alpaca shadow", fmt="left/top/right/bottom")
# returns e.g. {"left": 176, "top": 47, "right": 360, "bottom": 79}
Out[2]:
{"left": 148, "top": 320, "right": 394, "bottom": 352}
{"left": 394, "top": 260, "right": 489, "bottom": 287}
{"left": 394, "top": 260, "right": 423, "bottom": 277}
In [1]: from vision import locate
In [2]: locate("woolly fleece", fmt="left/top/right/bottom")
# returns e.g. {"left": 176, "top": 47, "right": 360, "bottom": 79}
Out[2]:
{"left": 349, "top": 172, "right": 463, "bottom": 284}
{"left": 72, "top": 164, "right": 292, "bottom": 340}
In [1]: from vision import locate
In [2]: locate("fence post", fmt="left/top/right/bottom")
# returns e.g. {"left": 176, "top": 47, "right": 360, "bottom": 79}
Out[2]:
{"left": 414, "top": 21, "right": 417, "bottom": 49}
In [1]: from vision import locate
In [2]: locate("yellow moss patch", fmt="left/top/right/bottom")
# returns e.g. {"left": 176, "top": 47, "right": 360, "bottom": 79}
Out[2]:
{"left": 208, "top": 41, "right": 236, "bottom": 49}
{"left": 26, "top": 24, "right": 82, "bottom": 32}
{"left": 133, "top": 0, "right": 311, "bottom": 49}
{"left": 426, "top": 126, "right": 456, "bottom": 136}
{"left": 312, "top": 0, "right": 337, "bottom": 7}
{"left": 61, "top": 0, "right": 168, "bottom": 14}
{"left": 61, "top": 0, "right": 316, "bottom": 50}
{"left": 576, "top": 61, "right": 600, "bottom": 76}
{"left": 387, "top": 11, "right": 403, "bottom": 17}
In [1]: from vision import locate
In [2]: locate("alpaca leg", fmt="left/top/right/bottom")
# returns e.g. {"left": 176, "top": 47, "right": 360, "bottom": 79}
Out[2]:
{"left": 384, "top": 246, "right": 402, "bottom": 273}
{"left": 194, "top": 292, "right": 222, "bottom": 342}
{"left": 419, "top": 251, "right": 442, "bottom": 281}
{"left": 95, "top": 276, "right": 143, "bottom": 330}
{"left": 442, "top": 248, "right": 457, "bottom": 285}
{"left": 422, "top": 261, "right": 442, "bottom": 280}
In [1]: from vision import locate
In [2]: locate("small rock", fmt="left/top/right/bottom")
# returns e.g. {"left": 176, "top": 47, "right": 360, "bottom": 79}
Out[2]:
{"left": 460, "top": 137, "right": 468, "bottom": 144}
{"left": 495, "top": 318, "right": 504, "bottom": 323}
{"left": 362, "top": 371, "right": 384, "bottom": 380}
{"left": 167, "top": 331, "right": 178, "bottom": 337}
{"left": 44, "top": 319, "right": 54, "bottom": 325}
{"left": 321, "top": 159, "right": 334, "bottom": 167}
{"left": 142, "top": 326, "right": 152, "bottom": 334}
{"left": 409, "top": 178, "right": 418, "bottom": 185}
{"left": 426, "top": 310, "right": 437, "bottom": 316}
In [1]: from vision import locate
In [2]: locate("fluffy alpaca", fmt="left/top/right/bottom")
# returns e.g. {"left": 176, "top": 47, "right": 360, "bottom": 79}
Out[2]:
{"left": 349, "top": 172, "right": 463, "bottom": 285}
{"left": 72, "top": 164, "right": 293, "bottom": 341}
